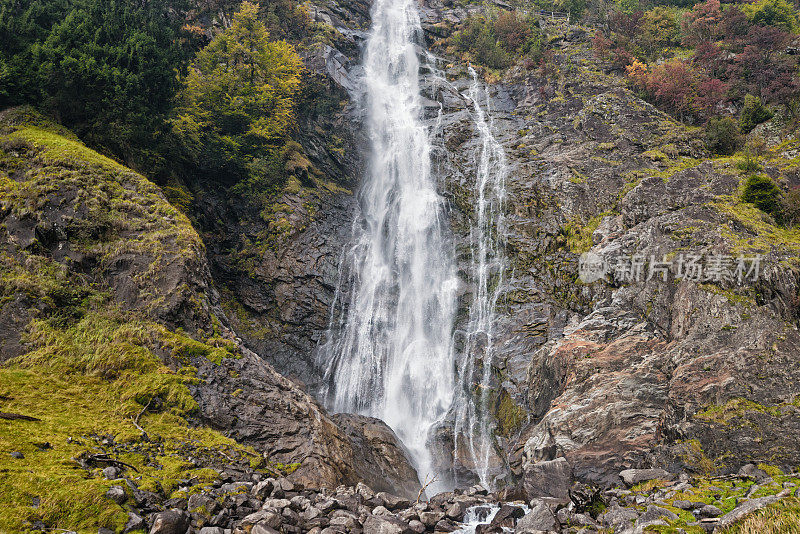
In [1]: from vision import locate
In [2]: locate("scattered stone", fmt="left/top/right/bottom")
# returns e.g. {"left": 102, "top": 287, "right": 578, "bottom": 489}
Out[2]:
{"left": 253, "top": 479, "right": 275, "bottom": 499}
{"left": 600, "top": 504, "right": 639, "bottom": 531}
{"left": 251, "top": 525, "right": 280, "bottom": 534}
{"left": 636, "top": 504, "right": 678, "bottom": 525}
{"left": 408, "top": 519, "right": 425, "bottom": 533}
{"left": 419, "top": 511, "right": 444, "bottom": 527}
{"left": 198, "top": 528, "right": 224, "bottom": 534}
{"left": 10, "top": 451, "right": 24, "bottom": 459}
{"left": 698, "top": 504, "right": 722, "bottom": 518}
{"left": 738, "top": 463, "right": 773, "bottom": 482}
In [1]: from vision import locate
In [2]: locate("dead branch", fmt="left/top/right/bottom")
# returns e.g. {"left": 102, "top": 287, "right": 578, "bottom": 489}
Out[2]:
{"left": 416, "top": 473, "right": 438, "bottom": 504}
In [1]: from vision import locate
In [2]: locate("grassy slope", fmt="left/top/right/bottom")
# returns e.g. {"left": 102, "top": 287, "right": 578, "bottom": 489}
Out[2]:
{"left": 0, "top": 107, "right": 261, "bottom": 533}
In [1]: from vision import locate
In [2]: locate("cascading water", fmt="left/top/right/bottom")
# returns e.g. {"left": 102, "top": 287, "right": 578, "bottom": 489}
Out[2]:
{"left": 452, "top": 68, "right": 509, "bottom": 490}
{"left": 318, "top": 0, "right": 459, "bottom": 489}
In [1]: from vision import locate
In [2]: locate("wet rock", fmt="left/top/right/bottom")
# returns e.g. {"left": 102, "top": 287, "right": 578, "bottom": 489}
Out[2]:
{"left": 332, "top": 414, "right": 422, "bottom": 500}
{"left": 435, "top": 518, "right": 459, "bottom": 532}
{"left": 446, "top": 501, "right": 466, "bottom": 521}
{"left": 490, "top": 504, "right": 526, "bottom": 529}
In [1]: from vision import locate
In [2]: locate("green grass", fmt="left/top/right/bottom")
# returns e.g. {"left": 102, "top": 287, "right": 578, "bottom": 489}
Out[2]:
{"left": 722, "top": 498, "right": 800, "bottom": 533}
{"left": 712, "top": 197, "right": 800, "bottom": 256}
{"left": 0, "top": 108, "right": 261, "bottom": 532}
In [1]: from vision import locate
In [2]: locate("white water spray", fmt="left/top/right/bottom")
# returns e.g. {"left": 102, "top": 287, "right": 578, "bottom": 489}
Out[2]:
{"left": 319, "top": 0, "right": 458, "bottom": 488}
{"left": 452, "top": 67, "right": 509, "bottom": 490}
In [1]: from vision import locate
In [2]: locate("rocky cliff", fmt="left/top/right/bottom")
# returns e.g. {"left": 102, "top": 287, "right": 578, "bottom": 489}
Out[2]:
{"left": 196, "top": 0, "right": 800, "bottom": 493}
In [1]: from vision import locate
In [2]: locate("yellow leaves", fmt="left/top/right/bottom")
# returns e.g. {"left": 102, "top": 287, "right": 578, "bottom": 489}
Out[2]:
{"left": 173, "top": 0, "right": 304, "bottom": 172}
{"left": 625, "top": 59, "right": 648, "bottom": 90}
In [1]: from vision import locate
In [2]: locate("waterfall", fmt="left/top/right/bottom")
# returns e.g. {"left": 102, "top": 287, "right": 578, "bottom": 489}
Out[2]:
{"left": 452, "top": 67, "right": 508, "bottom": 490}
{"left": 318, "top": 0, "right": 458, "bottom": 489}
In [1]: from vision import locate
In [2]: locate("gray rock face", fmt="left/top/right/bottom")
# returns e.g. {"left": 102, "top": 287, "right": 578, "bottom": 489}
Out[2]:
{"left": 190, "top": 345, "right": 421, "bottom": 492}
{"left": 332, "top": 413, "right": 421, "bottom": 500}
{"left": 522, "top": 458, "right": 573, "bottom": 502}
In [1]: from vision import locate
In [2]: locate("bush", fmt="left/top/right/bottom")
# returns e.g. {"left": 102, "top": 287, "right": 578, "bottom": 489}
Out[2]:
{"left": 705, "top": 116, "right": 740, "bottom": 155}
{"left": 452, "top": 17, "right": 512, "bottom": 69}
{"left": 740, "top": 94, "right": 774, "bottom": 134}
{"left": 742, "top": 174, "right": 783, "bottom": 220}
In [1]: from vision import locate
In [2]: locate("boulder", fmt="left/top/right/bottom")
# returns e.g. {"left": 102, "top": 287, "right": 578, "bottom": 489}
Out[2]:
{"left": 515, "top": 500, "right": 557, "bottom": 532}
{"left": 123, "top": 512, "right": 146, "bottom": 534}
{"left": 715, "top": 495, "right": 782, "bottom": 529}
{"left": 362, "top": 515, "right": 411, "bottom": 534}
{"left": 619, "top": 468, "right": 673, "bottom": 487}
{"left": 149, "top": 509, "right": 190, "bottom": 534}
{"left": 106, "top": 486, "right": 126, "bottom": 505}
{"left": 332, "top": 414, "right": 422, "bottom": 500}
{"left": 375, "top": 491, "right": 412, "bottom": 511}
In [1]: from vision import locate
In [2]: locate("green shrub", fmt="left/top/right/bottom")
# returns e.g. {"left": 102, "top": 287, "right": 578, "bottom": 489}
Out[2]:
{"left": 736, "top": 149, "right": 763, "bottom": 173}
{"left": 705, "top": 116, "right": 740, "bottom": 155}
{"left": 740, "top": 94, "right": 774, "bottom": 134}
{"left": 742, "top": 174, "right": 783, "bottom": 220}
{"left": 452, "top": 17, "right": 512, "bottom": 69}
{"left": 451, "top": 12, "right": 544, "bottom": 70}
